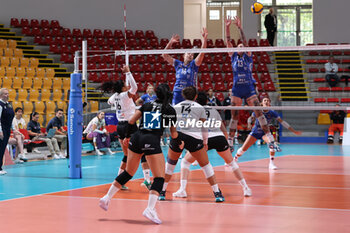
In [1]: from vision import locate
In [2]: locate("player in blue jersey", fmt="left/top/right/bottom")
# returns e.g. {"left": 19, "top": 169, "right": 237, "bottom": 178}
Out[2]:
{"left": 235, "top": 97, "right": 302, "bottom": 169}
{"left": 225, "top": 16, "right": 279, "bottom": 152}
{"left": 162, "top": 28, "right": 208, "bottom": 105}
{"left": 136, "top": 84, "right": 157, "bottom": 106}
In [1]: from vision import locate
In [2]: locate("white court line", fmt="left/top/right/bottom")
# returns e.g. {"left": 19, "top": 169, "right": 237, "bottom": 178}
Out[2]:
{"left": 167, "top": 180, "right": 350, "bottom": 190}
{"left": 82, "top": 166, "right": 97, "bottom": 169}
{"left": 43, "top": 194, "right": 350, "bottom": 213}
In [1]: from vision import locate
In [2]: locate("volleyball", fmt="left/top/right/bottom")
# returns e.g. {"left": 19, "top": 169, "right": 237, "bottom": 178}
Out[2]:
{"left": 251, "top": 2, "right": 264, "bottom": 14}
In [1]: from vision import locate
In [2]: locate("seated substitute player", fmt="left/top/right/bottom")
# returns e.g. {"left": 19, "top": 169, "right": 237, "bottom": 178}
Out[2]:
{"left": 235, "top": 97, "right": 302, "bottom": 170}
{"left": 99, "top": 84, "right": 178, "bottom": 224}
{"left": 225, "top": 15, "right": 279, "bottom": 152}
{"left": 172, "top": 92, "right": 252, "bottom": 198}
{"left": 159, "top": 86, "right": 225, "bottom": 202}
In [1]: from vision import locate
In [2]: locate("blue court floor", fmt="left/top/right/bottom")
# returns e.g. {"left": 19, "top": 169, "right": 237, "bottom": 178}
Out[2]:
{"left": 1, "top": 144, "right": 349, "bottom": 201}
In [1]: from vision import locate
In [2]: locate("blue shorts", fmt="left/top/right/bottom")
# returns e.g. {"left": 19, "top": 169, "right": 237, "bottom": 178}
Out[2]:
{"left": 172, "top": 90, "right": 184, "bottom": 105}
{"left": 249, "top": 128, "right": 265, "bottom": 140}
{"left": 232, "top": 84, "right": 256, "bottom": 100}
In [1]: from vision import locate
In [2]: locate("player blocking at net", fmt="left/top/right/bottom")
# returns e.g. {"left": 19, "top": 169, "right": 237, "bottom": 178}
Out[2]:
{"left": 225, "top": 16, "right": 280, "bottom": 152}
{"left": 235, "top": 97, "right": 302, "bottom": 169}
{"left": 162, "top": 28, "right": 208, "bottom": 105}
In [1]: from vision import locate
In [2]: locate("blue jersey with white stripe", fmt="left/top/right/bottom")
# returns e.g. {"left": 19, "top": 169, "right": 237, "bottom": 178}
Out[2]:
{"left": 231, "top": 52, "right": 254, "bottom": 86}
{"left": 173, "top": 59, "right": 199, "bottom": 92}
{"left": 252, "top": 110, "right": 279, "bottom": 130}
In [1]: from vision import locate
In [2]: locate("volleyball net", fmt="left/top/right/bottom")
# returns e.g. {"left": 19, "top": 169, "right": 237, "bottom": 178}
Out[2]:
{"left": 72, "top": 42, "right": 350, "bottom": 143}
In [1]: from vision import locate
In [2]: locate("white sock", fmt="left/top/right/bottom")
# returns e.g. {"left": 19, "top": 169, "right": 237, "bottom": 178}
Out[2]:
{"left": 143, "top": 169, "right": 151, "bottom": 183}
{"left": 147, "top": 193, "right": 158, "bottom": 210}
{"left": 118, "top": 168, "right": 123, "bottom": 176}
{"left": 106, "top": 184, "right": 119, "bottom": 200}
{"left": 162, "top": 182, "right": 168, "bottom": 192}
{"left": 180, "top": 179, "right": 187, "bottom": 191}
{"left": 239, "top": 179, "right": 248, "bottom": 188}
{"left": 211, "top": 184, "right": 219, "bottom": 193}
{"left": 266, "top": 132, "right": 274, "bottom": 143}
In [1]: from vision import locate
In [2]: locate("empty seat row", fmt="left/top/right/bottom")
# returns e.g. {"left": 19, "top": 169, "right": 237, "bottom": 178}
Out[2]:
{"left": 8, "top": 88, "right": 69, "bottom": 102}
{"left": 1, "top": 76, "right": 69, "bottom": 90}
{"left": 314, "top": 98, "right": 350, "bottom": 103}
{"left": 0, "top": 39, "right": 17, "bottom": 49}
{"left": 10, "top": 100, "right": 67, "bottom": 116}
{"left": 0, "top": 57, "right": 39, "bottom": 67}
{"left": 0, "top": 48, "right": 23, "bottom": 57}
{"left": 0, "top": 67, "right": 54, "bottom": 78}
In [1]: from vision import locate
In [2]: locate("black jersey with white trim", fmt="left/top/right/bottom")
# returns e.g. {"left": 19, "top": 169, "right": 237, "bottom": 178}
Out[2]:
{"left": 138, "top": 101, "right": 177, "bottom": 136}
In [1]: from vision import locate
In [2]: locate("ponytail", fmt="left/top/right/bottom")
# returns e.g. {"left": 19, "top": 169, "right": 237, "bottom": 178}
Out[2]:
{"left": 155, "top": 83, "right": 172, "bottom": 114}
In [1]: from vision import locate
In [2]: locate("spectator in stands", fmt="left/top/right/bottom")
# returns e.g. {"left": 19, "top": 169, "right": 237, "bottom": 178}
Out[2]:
{"left": 46, "top": 109, "right": 67, "bottom": 158}
{"left": 207, "top": 88, "right": 222, "bottom": 106}
{"left": 325, "top": 56, "right": 339, "bottom": 87}
{"left": 264, "top": 8, "right": 277, "bottom": 46}
{"left": 0, "top": 88, "right": 14, "bottom": 175}
{"left": 223, "top": 91, "right": 232, "bottom": 127}
{"left": 83, "top": 111, "right": 113, "bottom": 155}
{"left": 10, "top": 107, "right": 27, "bottom": 162}
{"left": 135, "top": 84, "right": 157, "bottom": 106}
{"left": 327, "top": 105, "right": 346, "bottom": 144}
{"left": 27, "top": 112, "right": 62, "bottom": 159}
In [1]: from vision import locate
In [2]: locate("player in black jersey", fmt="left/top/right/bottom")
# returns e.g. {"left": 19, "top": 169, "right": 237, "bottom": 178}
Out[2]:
{"left": 99, "top": 84, "right": 178, "bottom": 224}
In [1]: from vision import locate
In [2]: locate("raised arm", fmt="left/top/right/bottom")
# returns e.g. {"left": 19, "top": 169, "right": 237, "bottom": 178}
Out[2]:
{"left": 195, "top": 27, "right": 208, "bottom": 66}
{"left": 233, "top": 16, "right": 251, "bottom": 56}
{"left": 225, "top": 16, "right": 234, "bottom": 57}
{"left": 161, "top": 34, "right": 180, "bottom": 66}
{"left": 122, "top": 65, "right": 137, "bottom": 98}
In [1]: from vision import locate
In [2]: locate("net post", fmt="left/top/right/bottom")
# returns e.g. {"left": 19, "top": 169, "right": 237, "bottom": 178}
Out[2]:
{"left": 74, "top": 51, "right": 80, "bottom": 73}
{"left": 125, "top": 50, "right": 129, "bottom": 85}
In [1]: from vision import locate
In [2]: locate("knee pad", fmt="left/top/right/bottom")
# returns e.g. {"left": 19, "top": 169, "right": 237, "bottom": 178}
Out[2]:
{"left": 150, "top": 177, "right": 165, "bottom": 194}
{"left": 201, "top": 163, "right": 215, "bottom": 178}
{"left": 229, "top": 119, "right": 238, "bottom": 130}
{"left": 165, "top": 162, "right": 176, "bottom": 175}
{"left": 122, "top": 155, "right": 127, "bottom": 163}
{"left": 269, "top": 148, "right": 275, "bottom": 153}
{"left": 141, "top": 155, "right": 147, "bottom": 163}
{"left": 115, "top": 170, "right": 133, "bottom": 185}
{"left": 257, "top": 115, "right": 267, "bottom": 127}
{"left": 237, "top": 147, "right": 246, "bottom": 156}
{"left": 181, "top": 158, "right": 191, "bottom": 171}
{"left": 228, "top": 160, "right": 239, "bottom": 171}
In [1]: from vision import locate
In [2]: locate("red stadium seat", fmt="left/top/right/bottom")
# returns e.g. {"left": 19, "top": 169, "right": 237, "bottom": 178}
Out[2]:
{"left": 20, "top": 19, "right": 29, "bottom": 27}
{"left": 259, "top": 39, "right": 269, "bottom": 46}
{"left": 327, "top": 98, "right": 339, "bottom": 103}
{"left": 167, "top": 72, "right": 176, "bottom": 82}
{"left": 125, "top": 30, "right": 134, "bottom": 39}
{"left": 314, "top": 78, "right": 325, "bottom": 82}
{"left": 62, "top": 28, "right": 72, "bottom": 37}
{"left": 222, "top": 63, "right": 232, "bottom": 72}
{"left": 200, "top": 73, "right": 211, "bottom": 82}
{"left": 145, "top": 30, "right": 156, "bottom": 39}
{"left": 215, "top": 39, "right": 225, "bottom": 48}
{"left": 144, "top": 72, "right": 154, "bottom": 82}
{"left": 203, "top": 54, "right": 212, "bottom": 63}
{"left": 227, "top": 82, "right": 233, "bottom": 89}
{"left": 212, "top": 73, "right": 223, "bottom": 82}
{"left": 215, "top": 92, "right": 224, "bottom": 102}
{"left": 207, "top": 39, "right": 214, "bottom": 48}
{"left": 341, "top": 98, "right": 350, "bottom": 103}
{"left": 314, "top": 98, "right": 326, "bottom": 103}
{"left": 72, "top": 28, "right": 82, "bottom": 37}
{"left": 143, "top": 63, "right": 153, "bottom": 72}
{"left": 182, "top": 39, "right": 192, "bottom": 48}
{"left": 40, "top": 20, "right": 50, "bottom": 28}
{"left": 155, "top": 73, "right": 165, "bottom": 82}
{"left": 193, "top": 39, "right": 202, "bottom": 48}
{"left": 50, "top": 20, "right": 60, "bottom": 28}
{"left": 224, "top": 73, "right": 232, "bottom": 82}
{"left": 83, "top": 29, "right": 92, "bottom": 38}
{"left": 260, "top": 72, "right": 272, "bottom": 82}
{"left": 199, "top": 64, "right": 209, "bottom": 72}
{"left": 264, "top": 82, "right": 275, "bottom": 92}
{"left": 318, "top": 87, "right": 330, "bottom": 91}
{"left": 260, "top": 52, "right": 271, "bottom": 63}
{"left": 114, "top": 30, "right": 123, "bottom": 38}
{"left": 248, "top": 39, "right": 258, "bottom": 47}
{"left": 210, "top": 63, "right": 220, "bottom": 72}
{"left": 93, "top": 29, "right": 103, "bottom": 38}
{"left": 160, "top": 38, "right": 169, "bottom": 47}
{"left": 213, "top": 54, "right": 224, "bottom": 63}
{"left": 309, "top": 68, "right": 319, "bottom": 73}
{"left": 229, "top": 39, "right": 236, "bottom": 47}
{"left": 30, "top": 19, "right": 40, "bottom": 28}
{"left": 154, "top": 63, "right": 164, "bottom": 72}
{"left": 11, "top": 18, "right": 20, "bottom": 27}
{"left": 344, "top": 87, "right": 350, "bottom": 92}
{"left": 257, "top": 63, "right": 268, "bottom": 72}
{"left": 51, "top": 28, "right": 61, "bottom": 37}
{"left": 21, "top": 27, "right": 31, "bottom": 36}
{"left": 331, "top": 87, "right": 343, "bottom": 92}
{"left": 203, "top": 82, "right": 213, "bottom": 91}
{"left": 214, "top": 82, "right": 226, "bottom": 91}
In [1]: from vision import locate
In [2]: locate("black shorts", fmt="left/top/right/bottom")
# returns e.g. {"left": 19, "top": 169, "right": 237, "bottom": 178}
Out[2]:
{"left": 117, "top": 121, "right": 138, "bottom": 140}
{"left": 169, "top": 132, "right": 204, "bottom": 153}
{"left": 208, "top": 136, "right": 229, "bottom": 152}
{"left": 128, "top": 131, "right": 162, "bottom": 156}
